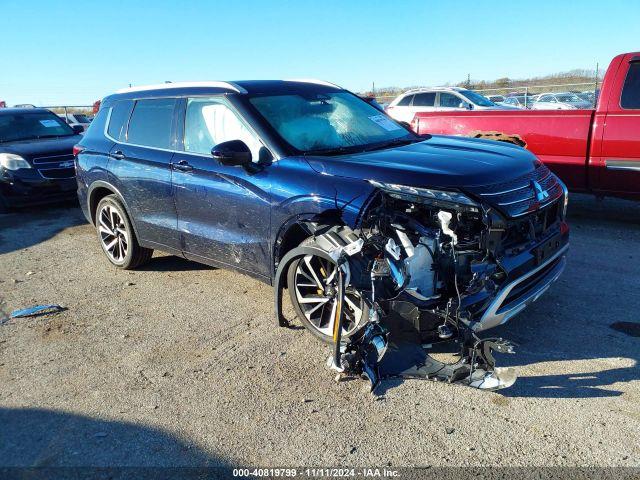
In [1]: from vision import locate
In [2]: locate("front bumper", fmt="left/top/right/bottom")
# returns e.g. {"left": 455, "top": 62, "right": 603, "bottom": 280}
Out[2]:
{"left": 473, "top": 244, "right": 568, "bottom": 331}
{"left": 0, "top": 168, "right": 77, "bottom": 208}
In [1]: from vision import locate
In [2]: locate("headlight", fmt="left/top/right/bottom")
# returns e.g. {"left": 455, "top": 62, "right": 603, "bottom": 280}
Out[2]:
{"left": 369, "top": 180, "right": 479, "bottom": 211}
{"left": 0, "top": 153, "right": 31, "bottom": 170}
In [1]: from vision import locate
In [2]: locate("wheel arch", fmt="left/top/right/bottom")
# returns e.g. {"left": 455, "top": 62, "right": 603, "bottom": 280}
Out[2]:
{"left": 87, "top": 181, "right": 141, "bottom": 239}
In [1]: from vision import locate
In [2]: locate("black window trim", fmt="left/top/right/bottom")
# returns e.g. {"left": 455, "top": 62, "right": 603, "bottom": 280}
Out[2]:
{"left": 620, "top": 60, "right": 640, "bottom": 110}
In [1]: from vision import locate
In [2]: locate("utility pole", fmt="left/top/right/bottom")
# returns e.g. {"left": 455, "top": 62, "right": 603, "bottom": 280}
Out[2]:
{"left": 466, "top": 73, "right": 471, "bottom": 89}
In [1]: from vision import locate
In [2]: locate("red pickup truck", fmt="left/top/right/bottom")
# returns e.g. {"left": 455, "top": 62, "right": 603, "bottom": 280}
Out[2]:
{"left": 410, "top": 52, "right": 640, "bottom": 201}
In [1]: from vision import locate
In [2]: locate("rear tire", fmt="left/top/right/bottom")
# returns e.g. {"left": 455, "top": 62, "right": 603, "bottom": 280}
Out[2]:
{"left": 95, "top": 194, "right": 153, "bottom": 269}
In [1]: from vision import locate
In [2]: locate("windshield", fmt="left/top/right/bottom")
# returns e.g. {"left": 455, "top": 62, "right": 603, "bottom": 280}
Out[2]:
{"left": 248, "top": 92, "right": 415, "bottom": 154}
{"left": 459, "top": 90, "right": 495, "bottom": 107}
{"left": 556, "top": 94, "right": 582, "bottom": 103}
{"left": 0, "top": 111, "right": 75, "bottom": 143}
{"left": 73, "top": 114, "right": 92, "bottom": 123}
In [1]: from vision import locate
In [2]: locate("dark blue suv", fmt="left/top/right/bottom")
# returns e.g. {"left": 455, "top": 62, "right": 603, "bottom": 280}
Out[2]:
{"left": 75, "top": 80, "right": 568, "bottom": 345}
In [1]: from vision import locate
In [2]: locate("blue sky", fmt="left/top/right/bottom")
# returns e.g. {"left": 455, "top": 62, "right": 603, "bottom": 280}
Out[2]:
{"left": 0, "top": 0, "right": 637, "bottom": 106}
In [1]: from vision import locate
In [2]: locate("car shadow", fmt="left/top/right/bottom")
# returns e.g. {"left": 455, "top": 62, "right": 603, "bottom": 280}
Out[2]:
{"left": 0, "top": 202, "right": 85, "bottom": 255}
{"left": 137, "top": 255, "right": 216, "bottom": 272}
{"left": 376, "top": 194, "right": 640, "bottom": 399}
{"left": 0, "top": 407, "right": 233, "bottom": 479}
{"left": 492, "top": 194, "right": 640, "bottom": 398}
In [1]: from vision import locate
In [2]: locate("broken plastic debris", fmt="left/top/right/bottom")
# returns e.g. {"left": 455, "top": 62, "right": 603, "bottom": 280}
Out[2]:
{"left": 9, "top": 304, "right": 65, "bottom": 319}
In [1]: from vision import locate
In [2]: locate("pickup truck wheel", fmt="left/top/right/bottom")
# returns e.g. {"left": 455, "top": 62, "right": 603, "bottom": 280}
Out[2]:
{"left": 95, "top": 195, "right": 153, "bottom": 269}
{"left": 287, "top": 239, "right": 369, "bottom": 344}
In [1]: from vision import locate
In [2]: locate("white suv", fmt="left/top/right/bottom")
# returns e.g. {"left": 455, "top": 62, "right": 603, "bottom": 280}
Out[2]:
{"left": 386, "top": 87, "right": 515, "bottom": 123}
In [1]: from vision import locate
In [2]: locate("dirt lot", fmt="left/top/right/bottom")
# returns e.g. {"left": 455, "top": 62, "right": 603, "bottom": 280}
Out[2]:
{"left": 0, "top": 195, "right": 639, "bottom": 469}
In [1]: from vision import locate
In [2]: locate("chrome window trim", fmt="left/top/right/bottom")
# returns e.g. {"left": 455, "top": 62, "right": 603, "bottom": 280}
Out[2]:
{"left": 605, "top": 159, "right": 640, "bottom": 172}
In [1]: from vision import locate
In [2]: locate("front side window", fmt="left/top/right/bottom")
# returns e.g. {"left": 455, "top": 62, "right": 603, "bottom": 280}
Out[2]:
{"left": 184, "top": 98, "right": 263, "bottom": 161}
{"left": 249, "top": 92, "right": 413, "bottom": 153}
{"left": 439, "top": 93, "right": 465, "bottom": 108}
{"left": 621, "top": 62, "right": 640, "bottom": 109}
{"left": 126, "top": 98, "right": 177, "bottom": 149}
{"left": 412, "top": 92, "right": 436, "bottom": 107}
{"left": 0, "top": 111, "right": 74, "bottom": 143}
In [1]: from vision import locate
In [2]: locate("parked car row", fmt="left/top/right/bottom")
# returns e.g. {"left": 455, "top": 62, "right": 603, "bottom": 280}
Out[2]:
{"left": 410, "top": 52, "right": 640, "bottom": 202}
{"left": 0, "top": 108, "right": 83, "bottom": 212}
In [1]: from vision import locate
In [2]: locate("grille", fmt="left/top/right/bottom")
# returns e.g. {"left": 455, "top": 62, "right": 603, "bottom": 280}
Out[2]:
{"left": 32, "top": 154, "right": 74, "bottom": 165}
{"left": 38, "top": 167, "right": 75, "bottom": 179}
{"left": 31, "top": 154, "right": 76, "bottom": 180}
{"left": 467, "top": 165, "right": 563, "bottom": 217}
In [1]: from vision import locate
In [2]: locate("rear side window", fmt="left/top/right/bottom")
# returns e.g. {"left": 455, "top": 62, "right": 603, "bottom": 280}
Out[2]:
{"left": 621, "top": 62, "right": 640, "bottom": 109}
{"left": 397, "top": 94, "right": 413, "bottom": 106}
{"left": 107, "top": 100, "right": 134, "bottom": 141}
{"left": 412, "top": 92, "right": 436, "bottom": 107}
{"left": 126, "top": 98, "right": 177, "bottom": 149}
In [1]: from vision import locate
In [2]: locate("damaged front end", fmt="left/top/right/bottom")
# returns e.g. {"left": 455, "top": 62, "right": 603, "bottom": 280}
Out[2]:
{"left": 275, "top": 169, "right": 569, "bottom": 392}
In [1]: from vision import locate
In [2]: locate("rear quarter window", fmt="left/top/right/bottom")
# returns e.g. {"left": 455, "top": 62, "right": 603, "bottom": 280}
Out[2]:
{"left": 126, "top": 98, "right": 177, "bottom": 149}
{"left": 621, "top": 62, "right": 640, "bottom": 109}
{"left": 397, "top": 95, "right": 413, "bottom": 106}
{"left": 107, "top": 100, "right": 134, "bottom": 141}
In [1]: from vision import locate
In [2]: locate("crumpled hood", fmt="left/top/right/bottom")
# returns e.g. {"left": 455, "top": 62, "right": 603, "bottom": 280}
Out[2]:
{"left": 0, "top": 135, "right": 80, "bottom": 163}
{"left": 305, "top": 135, "right": 538, "bottom": 189}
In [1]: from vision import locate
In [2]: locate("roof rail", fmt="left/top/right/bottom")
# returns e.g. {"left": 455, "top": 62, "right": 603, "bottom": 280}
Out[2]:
{"left": 285, "top": 78, "right": 343, "bottom": 89}
{"left": 116, "top": 81, "right": 248, "bottom": 94}
{"left": 403, "top": 86, "right": 463, "bottom": 94}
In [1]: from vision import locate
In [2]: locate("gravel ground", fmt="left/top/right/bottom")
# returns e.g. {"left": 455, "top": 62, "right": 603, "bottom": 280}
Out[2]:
{"left": 0, "top": 194, "right": 639, "bottom": 470}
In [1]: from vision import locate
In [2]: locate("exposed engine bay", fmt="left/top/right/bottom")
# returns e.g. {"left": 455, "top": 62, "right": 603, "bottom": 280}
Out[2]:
{"left": 274, "top": 185, "right": 569, "bottom": 392}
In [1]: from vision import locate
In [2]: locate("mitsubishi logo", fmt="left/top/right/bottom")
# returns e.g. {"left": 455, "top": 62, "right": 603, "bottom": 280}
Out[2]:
{"left": 531, "top": 180, "right": 549, "bottom": 202}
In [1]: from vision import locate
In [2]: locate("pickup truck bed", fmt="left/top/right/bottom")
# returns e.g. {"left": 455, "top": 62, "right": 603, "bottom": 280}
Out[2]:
{"left": 410, "top": 52, "right": 640, "bottom": 201}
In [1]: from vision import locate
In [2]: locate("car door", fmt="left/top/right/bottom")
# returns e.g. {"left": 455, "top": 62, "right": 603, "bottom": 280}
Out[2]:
{"left": 437, "top": 92, "right": 467, "bottom": 111}
{"left": 171, "top": 96, "right": 272, "bottom": 278}
{"left": 106, "top": 97, "right": 180, "bottom": 251}
{"left": 595, "top": 55, "right": 640, "bottom": 195}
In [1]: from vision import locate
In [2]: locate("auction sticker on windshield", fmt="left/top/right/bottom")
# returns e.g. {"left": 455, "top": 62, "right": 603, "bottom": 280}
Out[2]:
{"left": 39, "top": 119, "right": 60, "bottom": 128}
{"left": 368, "top": 114, "right": 402, "bottom": 131}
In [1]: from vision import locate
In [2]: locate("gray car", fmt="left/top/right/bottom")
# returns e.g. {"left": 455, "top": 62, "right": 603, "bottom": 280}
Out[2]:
{"left": 530, "top": 92, "right": 592, "bottom": 110}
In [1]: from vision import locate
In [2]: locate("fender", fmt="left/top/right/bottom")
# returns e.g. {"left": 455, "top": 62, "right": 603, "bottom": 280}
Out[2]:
{"left": 271, "top": 189, "right": 380, "bottom": 275}
{"left": 86, "top": 180, "right": 143, "bottom": 241}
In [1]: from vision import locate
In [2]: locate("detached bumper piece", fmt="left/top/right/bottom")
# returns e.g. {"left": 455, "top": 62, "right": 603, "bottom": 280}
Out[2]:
{"left": 330, "top": 314, "right": 517, "bottom": 393}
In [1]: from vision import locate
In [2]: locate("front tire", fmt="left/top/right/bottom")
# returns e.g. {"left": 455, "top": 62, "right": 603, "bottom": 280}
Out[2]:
{"left": 287, "top": 238, "right": 369, "bottom": 344}
{"left": 95, "top": 195, "right": 153, "bottom": 269}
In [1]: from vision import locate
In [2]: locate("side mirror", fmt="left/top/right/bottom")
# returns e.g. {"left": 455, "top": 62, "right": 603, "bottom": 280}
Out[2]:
{"left": 72, "top": 125, "right": 84, "bottom": 134}
{"left": 211, "top": 140, "right": 252, "bottom": 166}
{"left": 466, "top": 103, "right": 474, "bottom": 110}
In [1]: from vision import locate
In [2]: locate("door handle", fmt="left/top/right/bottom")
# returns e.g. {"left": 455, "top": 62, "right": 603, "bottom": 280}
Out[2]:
{"left": 172, "top": 160, "right": 193, "bottom": 172}
{"left": 110, "top": 150, "right": 125, "bottom": 160}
